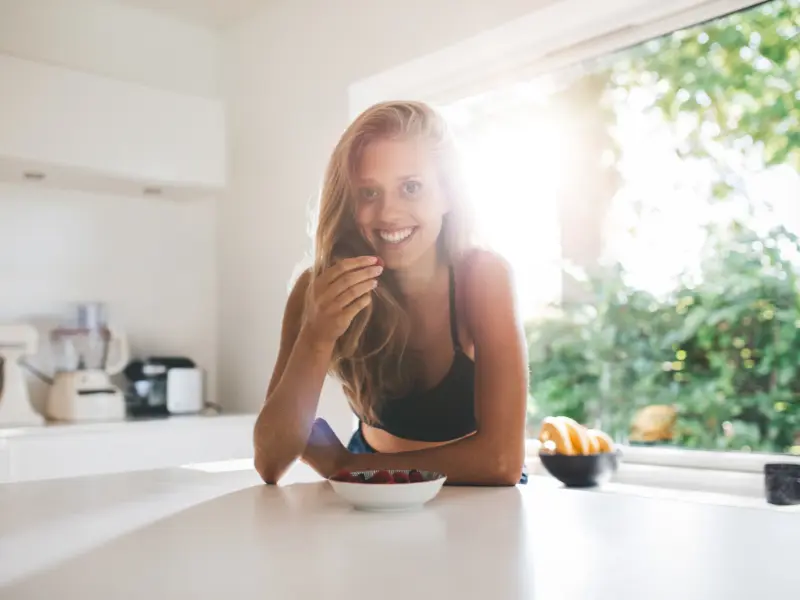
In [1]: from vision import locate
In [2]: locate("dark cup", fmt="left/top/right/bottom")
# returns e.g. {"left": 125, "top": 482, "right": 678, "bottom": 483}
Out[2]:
{"left": 764, "top": 463, "right": 800, "bottom": 506}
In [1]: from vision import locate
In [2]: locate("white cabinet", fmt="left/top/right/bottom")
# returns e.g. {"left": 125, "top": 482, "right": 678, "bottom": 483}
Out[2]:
{"left": 0, "top": 415, "right": 255, "bottom": 483}
{"left": 0, "top": 54, "right": 226, "bottom": 199}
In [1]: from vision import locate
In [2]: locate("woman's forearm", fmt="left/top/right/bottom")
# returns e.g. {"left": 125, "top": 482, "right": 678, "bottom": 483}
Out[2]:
{"left": 345, "top": 433, "right": 524, "bottom": 486}
{"left": 253, "top": 328, "right": 334, "bottom": 483}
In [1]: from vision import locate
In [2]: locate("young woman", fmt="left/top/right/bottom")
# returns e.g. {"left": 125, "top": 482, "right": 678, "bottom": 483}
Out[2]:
{"left": 253, "top": 100, "right": 528, "bottom": 486}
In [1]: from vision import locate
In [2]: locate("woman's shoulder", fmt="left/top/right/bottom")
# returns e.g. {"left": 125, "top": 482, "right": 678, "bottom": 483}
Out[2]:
{"left": 456, "top": 248, "right": 518, "bottom": 345}
{"left": 453, "top": 248, "right": 516, "bottom": 334}
{"left": 289, "top": 268, "right": 313, "bottom": 296}
{"left": 283, "top": 268, "right": 313, "bottom": 325}
{"left": 454, "top": 247, "right": 514, "bottom": 293}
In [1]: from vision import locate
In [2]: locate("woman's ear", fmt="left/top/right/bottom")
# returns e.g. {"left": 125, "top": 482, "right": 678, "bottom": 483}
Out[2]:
{"left": 441, "top": 196, "right": 453, "bottom": 215}
{"left": 435, "top": 182, "right": 451, "bottom": 217}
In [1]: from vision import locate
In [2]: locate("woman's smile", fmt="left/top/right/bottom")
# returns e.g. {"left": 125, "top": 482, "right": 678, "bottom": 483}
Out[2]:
{"left": 377, "top": 226, "right": 417, "bottom": 246}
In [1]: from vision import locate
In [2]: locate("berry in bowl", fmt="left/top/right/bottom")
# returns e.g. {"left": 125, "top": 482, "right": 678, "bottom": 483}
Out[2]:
{"left": 328, "top": 469, "right": 446, "bottom": 511}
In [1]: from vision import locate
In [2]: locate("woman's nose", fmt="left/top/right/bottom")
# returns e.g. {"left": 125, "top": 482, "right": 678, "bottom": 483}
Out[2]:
{"left": 378, "top": 194, "right": 405, "bottom": 221}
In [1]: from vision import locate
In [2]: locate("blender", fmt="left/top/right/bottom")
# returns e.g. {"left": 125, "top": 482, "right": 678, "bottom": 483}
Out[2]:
{"left": 45, "top": 303, "right": 129, "bottom": 422}
{"left": 0, "top": 323, "right": 44, "bottom": 426}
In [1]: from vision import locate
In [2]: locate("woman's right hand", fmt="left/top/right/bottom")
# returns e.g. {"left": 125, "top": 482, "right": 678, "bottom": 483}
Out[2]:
{"left": 301, "top": 256, "right": 383, "bottom": 346}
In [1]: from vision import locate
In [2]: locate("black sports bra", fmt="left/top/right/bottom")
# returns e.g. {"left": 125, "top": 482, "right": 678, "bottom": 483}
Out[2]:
{"left": 368, "top": 265, "right": 477, "bottom": 442}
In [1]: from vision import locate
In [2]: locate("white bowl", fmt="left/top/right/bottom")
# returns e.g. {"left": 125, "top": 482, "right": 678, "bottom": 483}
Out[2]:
{"left": 328, "top": 470, "right": 447, "bottom": 512}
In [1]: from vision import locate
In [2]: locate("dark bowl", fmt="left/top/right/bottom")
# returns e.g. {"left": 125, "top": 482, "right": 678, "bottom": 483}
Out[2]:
{"left": 539, "top": 451, "right": 621, "bottom": 488}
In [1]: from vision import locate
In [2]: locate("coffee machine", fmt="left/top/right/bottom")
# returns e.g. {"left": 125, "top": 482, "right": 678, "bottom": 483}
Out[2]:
{"left": 123, "top": 356, "right": 204, "bottom": 418}
{"left": 45, "top": 303, "right": 129, "bottom": 422}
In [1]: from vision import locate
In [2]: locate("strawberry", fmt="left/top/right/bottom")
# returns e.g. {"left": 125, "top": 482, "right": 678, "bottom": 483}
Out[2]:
{"left": 368, "top": 470, "right": 393, "bottom": 484}
{"left": 331, "top": 470, "right": 362, "bottom": 483}
{"left": 408, "top": 470, "right": 424, "bottom": 483}
{"left": 392, "top": 471, "right": 410, "bottom": 484}
{"left": 331, "top": 470, "right": 351, "bottom": 482}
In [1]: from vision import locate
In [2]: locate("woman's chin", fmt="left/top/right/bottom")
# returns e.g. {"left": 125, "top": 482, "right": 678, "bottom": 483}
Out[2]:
{"left": 377, "top": 256, "right": 404, "bottom": 271}
{"left": 375, "top": 243, "right": 413, "bottom": 269}
{"left": 374, "top": 234, "right": 441, "bottom": 272}
{"left": 379, "top": 252, "right": 433, "bottom": 273}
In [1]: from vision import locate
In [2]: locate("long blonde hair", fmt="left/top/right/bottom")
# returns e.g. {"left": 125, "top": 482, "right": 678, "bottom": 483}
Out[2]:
{"left": 311, "top": 100, "right": 475, "bottom": 424}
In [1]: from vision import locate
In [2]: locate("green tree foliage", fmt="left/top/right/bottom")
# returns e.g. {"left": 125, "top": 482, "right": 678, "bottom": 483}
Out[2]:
{"left": 527, "top": 0, "right": 800, "bottom": 453}
{"left": 529, "top": 223, "right": 800, "bottom": 453}
{"left": 614, "top": 0, "right": 800, "bottom": 180}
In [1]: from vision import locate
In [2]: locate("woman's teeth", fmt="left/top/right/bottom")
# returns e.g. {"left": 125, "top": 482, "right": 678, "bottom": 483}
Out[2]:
{"left": 378, "top": 228, "right": 414, "bottom": 244}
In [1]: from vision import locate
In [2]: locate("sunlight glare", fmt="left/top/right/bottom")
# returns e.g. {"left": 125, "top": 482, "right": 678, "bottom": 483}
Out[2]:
{"left": 455, "top": 114, "right": 564, "bottom": 320}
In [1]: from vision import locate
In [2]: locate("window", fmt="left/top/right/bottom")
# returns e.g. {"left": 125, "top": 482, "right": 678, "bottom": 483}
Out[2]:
{"left": 441, "top": 0, "right": 800, "bottom": 455}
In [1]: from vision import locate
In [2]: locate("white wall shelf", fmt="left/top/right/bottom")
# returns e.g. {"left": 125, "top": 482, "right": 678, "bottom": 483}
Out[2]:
{"left": 0, "top": 54, "right": 226, "bottom": 200}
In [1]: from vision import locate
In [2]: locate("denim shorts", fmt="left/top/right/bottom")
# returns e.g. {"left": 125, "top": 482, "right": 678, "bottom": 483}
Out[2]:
{"left": 347, "top": 424, "right": 528, "bottom": 485}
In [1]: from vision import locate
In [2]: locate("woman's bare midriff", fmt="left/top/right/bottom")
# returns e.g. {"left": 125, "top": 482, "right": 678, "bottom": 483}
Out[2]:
{"left": 361, "top": 422, "right": 473, "bottom": 453}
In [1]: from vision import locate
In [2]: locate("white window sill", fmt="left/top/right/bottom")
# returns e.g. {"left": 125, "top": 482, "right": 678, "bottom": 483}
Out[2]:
{"left": 526, "top": 439, "right": 800, "bottom": 474}
{"left": 526, "top": 440, "right": 800, "bottom": 508}
{"left": 529, "top": 465, "right": 798, "bottom": 513}
{"left": 613, "top": 444, "right": 800, "bottom": 472}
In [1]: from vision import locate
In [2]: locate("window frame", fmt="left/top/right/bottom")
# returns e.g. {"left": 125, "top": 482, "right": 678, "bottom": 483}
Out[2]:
{"left": 349, "top": 0, "right": 765, "bottom": 116}
{"left": 348, "top": 0, "right": 800, "bottom": 476}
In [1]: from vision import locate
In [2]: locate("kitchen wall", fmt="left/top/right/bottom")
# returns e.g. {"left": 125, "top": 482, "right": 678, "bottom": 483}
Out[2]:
{"left": 221, "top": 0, "right": 551, "bottom": 436}
{"left": 0, "top": 0, "right": 221, "bottom": 411}
{"left": 1, "top": 0, "right": 557, "bottom": 426}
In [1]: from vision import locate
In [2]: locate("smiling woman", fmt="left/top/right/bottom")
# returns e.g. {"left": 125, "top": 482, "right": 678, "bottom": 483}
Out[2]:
{"left": 253, "top": 100, "right": 529, "bottom": 486}
{"left": 353, "top": 136, "right": 449, "bottom": 271}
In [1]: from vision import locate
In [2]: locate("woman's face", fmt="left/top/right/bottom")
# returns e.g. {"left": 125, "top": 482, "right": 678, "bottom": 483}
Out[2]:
{"left": 353, "top": 136, "right": 449, "bottom": 270}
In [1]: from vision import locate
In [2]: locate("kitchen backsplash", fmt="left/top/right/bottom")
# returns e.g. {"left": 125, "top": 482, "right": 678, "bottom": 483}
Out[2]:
{"left": 0, "top": 182, "right": 218, "bottom": 412}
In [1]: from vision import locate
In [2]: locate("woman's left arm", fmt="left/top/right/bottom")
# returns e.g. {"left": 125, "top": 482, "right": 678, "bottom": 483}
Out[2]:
{"left": 338, "top": 250, "right": 529, "bottom": 485}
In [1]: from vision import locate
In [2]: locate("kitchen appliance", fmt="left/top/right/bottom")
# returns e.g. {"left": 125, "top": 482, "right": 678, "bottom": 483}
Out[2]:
{"left": 45, "top": 303, "right": 129, "bottom": 422}
{"left": 123, "top": 356, "right": 204, "bottom": 417}
{"left": 0, "top": 323, "right": 44, "bottom": 426}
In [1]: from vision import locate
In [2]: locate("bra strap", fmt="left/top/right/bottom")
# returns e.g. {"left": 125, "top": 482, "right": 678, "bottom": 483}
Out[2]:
{"left": 448, "top": 265, "right": 462, "bottom": 351}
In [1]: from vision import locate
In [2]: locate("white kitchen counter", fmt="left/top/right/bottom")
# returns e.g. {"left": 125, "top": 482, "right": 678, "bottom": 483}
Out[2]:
{"left": 1, "top": 462, "right": 798, "bottom": 599}
{"left": 0, "top": 413, "right": 257, "bottom": 483}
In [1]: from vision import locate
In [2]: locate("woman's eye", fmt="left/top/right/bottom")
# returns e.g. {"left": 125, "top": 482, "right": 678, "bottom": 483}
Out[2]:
{"left": 401, "top": 180, "right": 422, "bottom": 196}
{"left": 359, "top": 187, "right": 380, "bottom": 201}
